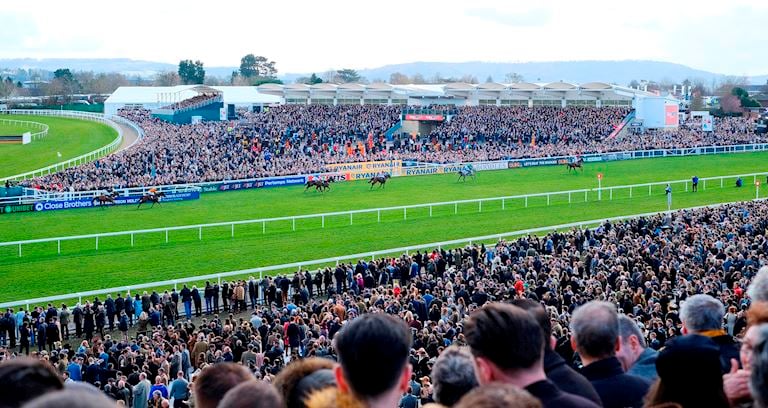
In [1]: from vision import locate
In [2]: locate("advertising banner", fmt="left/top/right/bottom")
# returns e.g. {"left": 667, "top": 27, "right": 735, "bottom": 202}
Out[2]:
{"left": 404, "top": 114, "right": 445, "bottom": 121}
{"left": 326, "top": 160, "right": 402, "bottom": 179}
{"left": 34, "top": 191, "right": 200, "bottom": 212}
{"left": 1, "top": 203, "right": 35, "bottom": 214}
{"left": 215, "top": 176, "right": 307, "bottom": 192}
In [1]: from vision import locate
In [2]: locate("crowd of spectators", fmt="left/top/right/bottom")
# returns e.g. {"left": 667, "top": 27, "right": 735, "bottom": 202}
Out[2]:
{"left": 4, "top": 199, "right": 768, "bottom": 406}
{"left": 23, "top": 104, "right": 760, "bottom": 192}
{"left": 161, "top": 93, "right": 222, "bottom": 112}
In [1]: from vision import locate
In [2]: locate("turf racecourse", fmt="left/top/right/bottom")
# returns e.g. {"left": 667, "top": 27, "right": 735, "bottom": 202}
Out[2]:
{"left": 0, "top": 115, "right": 117, "bottom": 177}
{"left": 1, "top": 151, "right": 767, "bottom": 302}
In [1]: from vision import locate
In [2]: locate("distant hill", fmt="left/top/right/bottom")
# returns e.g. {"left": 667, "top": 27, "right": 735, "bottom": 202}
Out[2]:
{"left": 0, "top": 58, "right": 765, "bottom": 86}
{"left": 285, "top": 60, "right": 767, "bottom": 86}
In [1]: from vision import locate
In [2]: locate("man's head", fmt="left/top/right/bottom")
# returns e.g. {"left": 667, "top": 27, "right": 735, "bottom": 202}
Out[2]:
{"left": 333, "top": 313, "right": 412, "bottom": 401}
{"left": 218, "top": 380, "right": 283, "bottom": 408}
{"left": 464, "top": 303, "right": 544, "bottom": 386}
{"left": 569, "top": 301, "right": 619, "bottom": 362}
{"left": 430, "top": 346, "right": 479, "bottom": 406}
{"left": 748, "top": 266, "right": 768, "bottom": 302}
{"left": 0, "top": 358, "right": 63, "bottom": 408}
{"left": 194, "top": 363, "right": 254, "bottom": 408}
{"left": 616, "top": 315, "right": 647, "bottom": 372}
{"left": 680, "top": 294, "right": 724, "bottom": 334}
{"left": 511, "top": 299, "right": 552, "bottom": 349}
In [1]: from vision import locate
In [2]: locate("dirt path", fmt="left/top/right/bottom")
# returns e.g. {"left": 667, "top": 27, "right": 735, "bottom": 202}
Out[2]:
{"left": 116, "top": 122, "right": 140, "bottom": 152}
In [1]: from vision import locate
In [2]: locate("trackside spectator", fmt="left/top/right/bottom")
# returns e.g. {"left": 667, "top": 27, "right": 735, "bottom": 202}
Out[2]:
{"left": 680, "top": 294, "right": 741, "bottom": 373}
{"left": 429, "top": 346, "right": 478, "bottom": 406}
{"left": 617, "top": 315, "right": 658, "bottom": 381}
{"left": 453, "top": 383, "right": 542, "bottom": 408}
{"left": 465, "top": 303, "right": 599, "bottom": 408}
{"left": 218, "top": 380, "right": 284, "bottom": 408}
{"left": 570, "top": 301, "right": 651, "bottom": 408}
{"left": 193, "top": 363, "right": 253, "bottom": 408}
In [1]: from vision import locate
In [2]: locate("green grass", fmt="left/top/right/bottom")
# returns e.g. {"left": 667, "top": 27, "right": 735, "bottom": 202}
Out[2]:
{"left": 0, "top": 121, "right": 37, "bottom": 135}
{"left": 0, "top": 151, "right": 767, "bottom": 303}
{"left": 0, "top": 115, "right": 117, "bottom": 177}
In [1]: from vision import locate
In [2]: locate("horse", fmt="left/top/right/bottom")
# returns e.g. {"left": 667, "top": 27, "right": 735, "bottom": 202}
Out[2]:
{"left": 369, "top": 173, "right": 391, "bottom": 189}
{"left": 137, "top": 191, "right": 166, "bottom": 209}
{"left": 457, "top": 168, "right": 476, "bottom": 182}
{"left": 566, "top": 158, "right": 584, "bottom": 173}
{"left": 92, "top": 191, "right": 119, "bottom": 207}
{"left": 305, "top": 178, "right": 333, "bottom": 192}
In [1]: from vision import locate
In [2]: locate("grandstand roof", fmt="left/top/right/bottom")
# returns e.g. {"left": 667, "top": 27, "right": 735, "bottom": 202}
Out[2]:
{"left": 106, "top": 85, "right": 281, "bottom": 106}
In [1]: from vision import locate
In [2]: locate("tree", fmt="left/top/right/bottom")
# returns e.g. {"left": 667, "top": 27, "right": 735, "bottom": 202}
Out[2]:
{"left": 335, "top": 69, "right": 362, "bottom": 83}
{"left": 389, "top": 72, "right": 410, "bottom": 84}
{"left": 732, "top": 87, "right": 761, "bottom": 108}
{"left": 178, "top": 60, "right": 205, "bottom": 85}
{"left": 53, "top": 68, "right": 75, "bottom": 82}
{"left": 411, "top": 73, "right": 427, "bottom": 84}
{"left": 485, "top": 75, "right": 494, "bottom": 83}
{"left": 504, "top": 72, "right": 524, "bottom": 83}
{"left": 48, "top": 68, "right": 80, "bottom": 101}
{"left": 296, "top": 73, "right": 323, "bottom": 85}
{"left": 239, "top": 54, "right": 277, "bottom": 79}
{"left": 155, "top": 71, "right": 181, "bottom": 86}
{"left": 0, "top": 77, "right": 15, "bottom": 99}
{"left": 251, "top": 78, "right": 283, "bottom": 86}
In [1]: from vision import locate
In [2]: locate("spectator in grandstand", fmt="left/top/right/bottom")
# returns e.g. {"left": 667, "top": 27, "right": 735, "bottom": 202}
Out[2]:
{"left": 218, "top": 380, "right": 283, "bottom": 408}
{"left": 307, "top": 313, "right": 412, "bottom": 408}
{"left": 465, "top": 303, "right": 599, "bottom": 408}
{"left": 749, "top": 267, "right": 768, "bottom": 303}
{"left": 644, "top": 334, "right": 730, "bottom": 408}
{"left": 193, "top": 363, "right": 254, "bottom": 408}
{"left": 680, "top": 294, "right": 741, "bottom": 373}
{"left": 512, "top": 299, "right": 602, "bottom": 404}
{"left": 616, "top": 315, "right": 658, "bottom": 381}
{"left": 429, "top": 346, "right": 478, "bottom": 407}
{"left": 569, "top": 301, "right": 651, "bottom": 408}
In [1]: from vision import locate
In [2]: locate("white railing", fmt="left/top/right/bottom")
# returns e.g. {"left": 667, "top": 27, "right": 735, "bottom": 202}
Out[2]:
{"left": 0, "top": 200, "right": 755, "bottom": 309}
{"left": 0, "top": 109, "right": 141, "bottom": 182}
{"left": 0, "top": 118, "right": 49, "bottom": 140}
{"left": 2, "top": 171, "right": 764, "bottom": 257}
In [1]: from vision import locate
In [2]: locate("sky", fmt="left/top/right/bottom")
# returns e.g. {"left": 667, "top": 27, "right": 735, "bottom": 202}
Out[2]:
{"left": 0, "top": 0, "right": 766, "bottom": 76}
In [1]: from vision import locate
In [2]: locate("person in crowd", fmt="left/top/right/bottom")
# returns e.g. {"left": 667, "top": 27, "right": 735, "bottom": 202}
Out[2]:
{"left": 273, "top": 357, "right": 336, "bottom": 408}
{"left": 512, "top": 298, "right": 602, "bottom": 404}
{"left": 617, "top": 315, "right": 658, "bottom": 381}
{"left": 452, "top": 383, "right": 542, "bottom": 408}
{"left": 307, "top": 314, "right": 412, "bottom": 408}
{"left": 218, "top": 380, "right": 284, "bottom": 408}
{"left": 429, "top": 346, "right": 478, "bottom": 406}
{"left": 193, "top": 362, "right": 254, "bottom": 408}
{"left": 680, "top": 294, "right": 741, "bottom": 373}
{"left": 749, "top": 324, "right": 768, "bottom": 407}
{"left": 570, "top": 301, "right": 651, "bottom": 408}
{"left": 465, "top": 303, "right": 599, "bottom": 408}
{"left": 0, "top": 358, "right": 63, "bottom": 408}
{"left": 644, "top": 334, "right": 729, "bottom": 408}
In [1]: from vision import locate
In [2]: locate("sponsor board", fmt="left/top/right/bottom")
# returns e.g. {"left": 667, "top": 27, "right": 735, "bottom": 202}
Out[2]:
{"left": 472, "top": 162, "right": 508, "bottom": 171}
{"left": 34, "top": 191, "right": 200, "bottom": 212}
{"left": 404, "top": 114, "right": 445, "bottom": 121}
{"left": 1, "top": 203, "right": 35, "bottom": 214}
{"left": 326, "top": 160, "right": 402, "bottom": 174}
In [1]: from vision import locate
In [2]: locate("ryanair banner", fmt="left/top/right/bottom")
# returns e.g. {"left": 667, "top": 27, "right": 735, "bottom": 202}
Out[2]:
{"left": 326, "top": 160, "right": 402, "bottom": 180}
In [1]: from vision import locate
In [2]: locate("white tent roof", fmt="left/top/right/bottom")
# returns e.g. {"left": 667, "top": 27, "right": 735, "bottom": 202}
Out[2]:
{"left": 106, "top": 85, "right": 281, "bottom": 105}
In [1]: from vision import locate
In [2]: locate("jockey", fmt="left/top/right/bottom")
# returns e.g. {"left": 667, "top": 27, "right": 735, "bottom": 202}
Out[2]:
{"left": 462, "top": 163, "right": 474, "bottom": 174}
{"left": 148, "top": 187, "right": 158, "bottom": 199}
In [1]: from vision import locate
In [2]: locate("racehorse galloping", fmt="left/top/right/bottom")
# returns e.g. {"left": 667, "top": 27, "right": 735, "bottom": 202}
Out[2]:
{"left": 566, "top": 158, "right": 584, "bottom": 173}
{"left": 137, "top": 191, "right": 166, "bottom": 209}
{"left": 305, "top": 178, "right": 333, "bottom": 192}
{"left": 369, "top": 173, "right": 391, "bottom": 189}
{"left": 457, "top": 168, "right": 476, "bottom": 182}
{"left": 92, "top": 191, "right": 119, "bottom": 207}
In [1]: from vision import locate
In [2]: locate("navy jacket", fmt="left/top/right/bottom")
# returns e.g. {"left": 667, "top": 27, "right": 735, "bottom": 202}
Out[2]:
{"left": 581, "top": 356, "right": 651, "bottom": 408}
{"left": 544, "top": 349, "right": 602, "bottom": 405}
{"left": 525, "top": 379, "right": 601, "bottom": 408}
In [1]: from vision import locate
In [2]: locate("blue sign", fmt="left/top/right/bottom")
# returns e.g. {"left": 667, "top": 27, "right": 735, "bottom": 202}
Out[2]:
{"left": 216, "top": 176, "right": 307, "bottom": 192}
{"left": 34, "top": 191, "right": 200, "bottom": 212}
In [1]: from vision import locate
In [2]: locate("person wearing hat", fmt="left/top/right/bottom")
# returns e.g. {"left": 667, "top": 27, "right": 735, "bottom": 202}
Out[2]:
{"left": 644, "top": 334, "right": 729, "bottom": 407}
